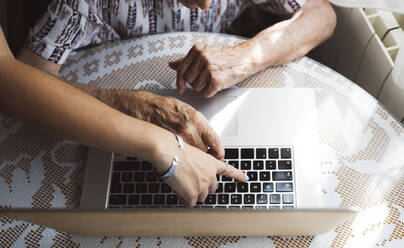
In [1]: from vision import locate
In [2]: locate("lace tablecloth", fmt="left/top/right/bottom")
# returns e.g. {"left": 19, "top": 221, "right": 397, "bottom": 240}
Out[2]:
{"left": 1, "top": 32, "right": 403, "bottom": 247}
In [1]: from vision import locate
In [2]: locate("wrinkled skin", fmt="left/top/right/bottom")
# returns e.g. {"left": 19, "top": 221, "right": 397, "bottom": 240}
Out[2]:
{"left": 100, "top": 88, "right": 225, "bottom": 160}
{"left": 169, "top": 43, "right": 252, "bottom": 98}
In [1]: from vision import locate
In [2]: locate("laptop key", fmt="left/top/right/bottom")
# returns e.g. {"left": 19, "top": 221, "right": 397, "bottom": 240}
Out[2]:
{"left": 110, "top": 184, "right": 122, "bottom": 194}
{"left": 228, "top": 160, "right": 239, "bottom": 169}
{"left": 215, "top": 206, "right": 227, "bottom": 209}
{"left": 123, "top": 183, "right": 135, "bottom": 193}
{"left": 114, "top": 161, "right": 140, "bottom": 171}
{"left": 225, "top": 149, "right": 239, "bottom": 159}
{"left": 148, "top": 183, "right": 160, "bottom": 193}
{"left": 250, "top": 183, "right": 261, "bottom": 192}
{"left": 146, "top": 172, "right": 158, "bottom": 182}
{"left": 167, "top": 194, "right": 178, "bottom": 205}
{"left": 276, "top": 183, "right": 293, "bottom": 192}
{"left": 141, "top": 195, "right": 152, "bottom": 205}
{"left": 109, "top": 195, "right": 127, "bottom": 205}
{"left": 121, "top": 172, "right": 133, "bottom": 182}
{"left": 253, "top": 160, "right": 264, "bottom": 170}
{"left": 278, "top": 160, "right": 292, "bottom": 170}
{"left": 282, "top": 194, "right": 294, "bottom": 204}
{"left": 265, "top": 160, "right": 276, "bottom": 170}
{"left": 222, "top": 175, "right": 233, "bottom": 182}
{"left": 255, "top": 206, "right": 267, "bottom": 210}
{"left": 230, "top": 194, "right": 242, "bottom": 204}
{"left": 205, "top": 195, "right": 216, "bottom": 204}
{"left": 161, "top": 183, "right": 172, "bottom": 193}
{"left": 270, "top": 194, "right": 281, "bottom": 204}
{"left": 273, "top": 171, "right": 292, "bottom": 181}
{"left": 268, "top": 148, "right": 279, "bottom": 159}
{"left": 154, "top": 194, "right": 165, "bottom": 205}
{"left": 242, "top": 206, "right": 254, "bottom": 209}
{"left": 244, "top": 194, "right": 255, "bottom": 204}
{"left": 240, "top": 161, "right": 251, "bottom": 170}
{"left": 247, "top": 171, "right": 258, "bottom": 181}
{"left": 224, "top": 183, "right": 236, "bottom": 193}
{"left": 263, "top": 183, "right": 274, "bottom": 192}
{"left": 135, "top": 183, "right": 147, "bottom": 193}
{"left": 283, "top": 206, "right": 294, "bottom": 210}
{"left": 281, "top": 148, "right": 291, "bottom": 159}
{"left": 134, "top": 172, "right": 146, "bottom": 182}
{"left": 256, "top": 148, "right": 267, "bottom": 159}
{"left": 215, "top": 183, "right": 223, "bottom": 193}
{"left": 128, "top": 195, "right": 140, "bottom": 205}
{"left": 229, "top": 206, "right": 240, "bottom": 209}
{"left": 237, "top": 183, "right": 248, "bottom": 192}
{"left": 270, "top": 206, "right": 281, "bottom": 210}
{"left": 257, "top": 194, "right": 268, "bottom": 204}
{"left": 141, "top": 161, "right": 153, "bottom": 171}
{"left": 218, "top": 194, "right": 229, "bottom": 204}
{"left": 111, "top": 172, "right": 120, "bottom": 185}
{"left": 241, "top": 149, "right": 254, "bottom": 159}
{"left": 259, "top": 172, "right": 271, "bottom": 181}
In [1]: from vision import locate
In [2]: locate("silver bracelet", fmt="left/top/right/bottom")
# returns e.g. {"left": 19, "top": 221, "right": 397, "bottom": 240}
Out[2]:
{"left": 160, "top": 135, "right": 184, "bottom": 180}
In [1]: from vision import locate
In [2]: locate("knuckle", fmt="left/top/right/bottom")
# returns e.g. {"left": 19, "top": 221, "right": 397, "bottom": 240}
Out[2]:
{"left": 193, "top": 43, "right": 204, "bottom": 52}
{"left": 206, "top": 64, "right": 214, "bottom": 73}
{"left": 211, "top": 78, "right": 220, "bottom": 87}
{"left": 190, "top": 190, "right": 199, "bottom": 200}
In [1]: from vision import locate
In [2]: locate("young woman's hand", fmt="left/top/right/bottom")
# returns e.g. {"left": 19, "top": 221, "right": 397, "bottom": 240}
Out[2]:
{"left": 151, "top": 134, "right": 247, "bottom": 207}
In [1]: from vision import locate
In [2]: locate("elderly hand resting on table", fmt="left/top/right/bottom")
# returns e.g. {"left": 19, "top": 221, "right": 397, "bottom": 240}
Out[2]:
{"left": 169, "top": 0, "right": 337, "bottom": 97}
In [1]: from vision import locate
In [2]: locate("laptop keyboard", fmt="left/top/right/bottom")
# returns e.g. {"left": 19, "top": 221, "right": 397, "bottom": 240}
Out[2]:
{"left": 108, "top": 147, "right": 296, "bottom": 210}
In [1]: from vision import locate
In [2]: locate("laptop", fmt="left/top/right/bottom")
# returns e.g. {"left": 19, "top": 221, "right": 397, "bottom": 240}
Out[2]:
{"left": 81, "top": 88, "right": 323, "bottom": 210}
{"left": 1, "top": 88, "right": 357, "bottom": 236}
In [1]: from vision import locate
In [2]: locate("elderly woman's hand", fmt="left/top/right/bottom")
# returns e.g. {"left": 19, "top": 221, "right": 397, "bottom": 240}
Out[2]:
{"left": 179, "top": 0, "right": 211, "bottom": 10}
{"left": 169, "top": 43, "right": 253, "bottom": 98}
{"left": 115, "top": 90, "right": 224, "bottom": 159}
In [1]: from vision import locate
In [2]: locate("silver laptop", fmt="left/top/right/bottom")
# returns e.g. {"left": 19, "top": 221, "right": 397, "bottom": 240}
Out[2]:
{"left": 1, "top": 88, "right": 357, "bottom": 237}
{"left": 80, "top": 88, "right": 324, "bottom": 210}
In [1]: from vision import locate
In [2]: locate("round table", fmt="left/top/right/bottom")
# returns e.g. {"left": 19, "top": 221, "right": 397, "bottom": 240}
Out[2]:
{"left": 1, "top": 32, "right": 403, "bottom": 247}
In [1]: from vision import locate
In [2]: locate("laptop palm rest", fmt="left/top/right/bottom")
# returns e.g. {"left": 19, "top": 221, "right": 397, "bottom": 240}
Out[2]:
{"left": 1, "top": 209, "right": 357, "bottom": 237}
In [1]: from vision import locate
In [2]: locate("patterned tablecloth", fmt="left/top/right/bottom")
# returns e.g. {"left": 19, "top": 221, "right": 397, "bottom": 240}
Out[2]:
{"left": 1, "top": 32, "right": 403, "bottom": 247}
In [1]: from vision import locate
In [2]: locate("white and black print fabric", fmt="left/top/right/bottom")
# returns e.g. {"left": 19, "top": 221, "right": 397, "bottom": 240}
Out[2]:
{"left": 26, "top": 0, "right": 305, "bottom": 64}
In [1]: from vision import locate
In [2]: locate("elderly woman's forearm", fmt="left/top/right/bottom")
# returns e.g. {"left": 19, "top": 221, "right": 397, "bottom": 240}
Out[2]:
{"left": 237, "top": 0, "right": 336, "bottom": 71}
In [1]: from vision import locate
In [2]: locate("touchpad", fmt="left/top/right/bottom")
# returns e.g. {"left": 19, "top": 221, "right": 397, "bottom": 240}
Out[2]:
{"left": 179, "top": 96, "right": 238, "bottom": 137}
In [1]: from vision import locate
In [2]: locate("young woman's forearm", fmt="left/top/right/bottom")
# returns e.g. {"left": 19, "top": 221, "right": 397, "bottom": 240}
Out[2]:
{"left": 0, "top": 57, "right": 170, "bottom": 162}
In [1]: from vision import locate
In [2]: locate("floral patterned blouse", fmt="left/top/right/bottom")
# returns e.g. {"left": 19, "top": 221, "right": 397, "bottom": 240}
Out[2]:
{"left": 26, "top": 0, "right": 306, "bottom": 64}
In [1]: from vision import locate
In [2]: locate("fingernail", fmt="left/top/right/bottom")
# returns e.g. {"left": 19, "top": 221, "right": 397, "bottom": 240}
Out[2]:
{"left": 245, "top": 174, "right": 249, "bottom": 182}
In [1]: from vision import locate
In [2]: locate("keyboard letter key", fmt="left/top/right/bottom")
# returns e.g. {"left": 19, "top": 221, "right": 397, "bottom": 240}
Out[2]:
{"left": 241, "top": 149, "right": 254, "bottom": 159}
{"left": 281, "top": 148, "right": 292, "bottom": 159}
{"left": 225, "top": 149, "right": 239, "bottom": 159}
{"left": 268, "top": 148, "right": 279, "bottom": 159}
